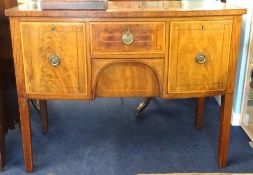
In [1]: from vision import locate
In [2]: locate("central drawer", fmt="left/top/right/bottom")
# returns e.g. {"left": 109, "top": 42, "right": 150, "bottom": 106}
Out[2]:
{"left": 90, "top": 22, "right": 165, "bottom": 56}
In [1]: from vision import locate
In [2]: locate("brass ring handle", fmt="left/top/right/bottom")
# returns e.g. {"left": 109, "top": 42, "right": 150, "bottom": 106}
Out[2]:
{"left": 48, "top": 55, "right": 61, "bottom": 67}
{"left": 122, "top": 30, "right": 134, "bottom": 45}
{"left": 195, "top": 53, "right": 207, "bottom": 64}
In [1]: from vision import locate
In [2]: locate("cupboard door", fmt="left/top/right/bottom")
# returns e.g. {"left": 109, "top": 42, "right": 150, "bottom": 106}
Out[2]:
{"left": 20, "top": 22, "right": 88, "bottom": 96}
{"left": 168, "top": 20, "right": 232, "bottom": 93}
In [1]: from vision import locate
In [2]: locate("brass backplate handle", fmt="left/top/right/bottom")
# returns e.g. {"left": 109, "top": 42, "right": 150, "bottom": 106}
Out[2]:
{"left": 122, "top": 29, "right": 134, "bottom": 45}
{"left": 196, "top": 53, "right": 207, "bottom": 64}
{"left": 48, "top": 55, "right": 61, "bottom": 67}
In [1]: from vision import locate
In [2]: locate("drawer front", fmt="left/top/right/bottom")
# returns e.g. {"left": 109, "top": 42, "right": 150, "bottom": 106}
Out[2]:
{"left": 168, "top": 20, "right": 232, "bottom": 93}
{"left": 90, "top": 22, "right": 165, "bottom": 55}
{"left": 20, "top": 22, "right": 88, "bottom": 96}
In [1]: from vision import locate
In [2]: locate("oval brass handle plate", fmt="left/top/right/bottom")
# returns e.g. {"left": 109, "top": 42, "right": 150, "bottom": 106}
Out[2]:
{"left": 122, "top": 30, "right": 134, "bottom": 45}
{"left": 195, "top": 53, "right": 207, "bottom": 64}
{"left": 48, "top": 55, "right": 61, "bottom": 67}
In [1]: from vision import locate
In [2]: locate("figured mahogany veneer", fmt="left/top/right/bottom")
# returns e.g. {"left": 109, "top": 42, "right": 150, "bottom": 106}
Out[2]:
{"left": 168, "top": 20, "right": 232, "bottom": 93}
{"left": 92, "top": 59, "right": 163, "bottom": 97}
{"left": 90, "top": 22, "right": 165, "bottom": 56}
{"left": 20, "top": 22, "right": 88, "bottom": 96}
{"left": 5, "top": 1, "right": 246, "bottom": 172}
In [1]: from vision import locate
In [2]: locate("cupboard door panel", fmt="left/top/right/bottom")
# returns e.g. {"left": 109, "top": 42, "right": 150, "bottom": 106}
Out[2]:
{"left": 20, "top": 22, "right": 88, "bottom": 96}
{"left": 168, "top": 20, "right": 232, "bottom": 93}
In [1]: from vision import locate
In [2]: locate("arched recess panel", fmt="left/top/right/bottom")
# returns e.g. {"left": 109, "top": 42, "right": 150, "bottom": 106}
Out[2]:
{"left": 92, "top": 59, "right": 164, "bottom": 97}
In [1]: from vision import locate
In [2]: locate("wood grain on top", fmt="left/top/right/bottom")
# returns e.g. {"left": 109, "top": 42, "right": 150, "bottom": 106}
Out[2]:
{"left": 5, "top": 1, "right": 246, "bottom": 17}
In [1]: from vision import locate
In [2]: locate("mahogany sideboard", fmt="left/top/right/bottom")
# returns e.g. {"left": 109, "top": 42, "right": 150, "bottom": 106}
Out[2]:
{"left": 0, "top": 0, "right": 19, "bottom": 169}
{"left": 5, "top": 1, "right": 246, "bottom": 172}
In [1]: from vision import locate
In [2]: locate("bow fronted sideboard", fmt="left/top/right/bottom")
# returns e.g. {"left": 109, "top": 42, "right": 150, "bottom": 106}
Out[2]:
{"left": 5, "top": 1, "right": 246, "bottom": 172}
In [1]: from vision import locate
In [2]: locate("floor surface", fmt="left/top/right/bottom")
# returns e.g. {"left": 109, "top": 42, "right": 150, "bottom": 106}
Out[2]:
{"left": 2, "top": 98, "right": 253, "bottom": 175}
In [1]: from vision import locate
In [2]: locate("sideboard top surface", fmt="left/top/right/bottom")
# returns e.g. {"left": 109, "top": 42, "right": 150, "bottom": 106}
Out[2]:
{"left": 5, "top": 1, "right": 246, "bottom": 18}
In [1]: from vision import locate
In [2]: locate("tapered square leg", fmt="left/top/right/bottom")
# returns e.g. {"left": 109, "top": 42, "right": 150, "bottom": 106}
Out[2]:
{"left": 195, "top": 97, "right": 205, "bottom": 129}
{"left": 218, "top": 93, "right": 233, "bottom": 167}
{"left": 18, "top": 98, "right": 33, "bottom": 172}
{"left": 39, "top": 100, "right": 48, "bottom": 134}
